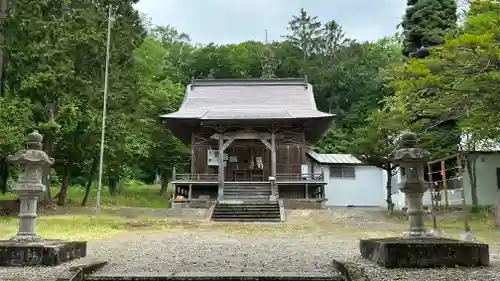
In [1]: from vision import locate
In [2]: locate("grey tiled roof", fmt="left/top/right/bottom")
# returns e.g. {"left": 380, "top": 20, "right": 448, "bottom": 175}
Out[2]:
{"left": 160, "top": 78, "right": 333, "bottom": 120}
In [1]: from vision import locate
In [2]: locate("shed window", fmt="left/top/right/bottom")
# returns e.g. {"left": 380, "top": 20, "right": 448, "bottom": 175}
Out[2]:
{"left": 330, "top": 166, "right": 356, "bottom": 179}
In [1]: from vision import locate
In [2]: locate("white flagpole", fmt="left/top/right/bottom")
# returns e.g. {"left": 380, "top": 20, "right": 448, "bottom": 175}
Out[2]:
{"left": 95, "top": 5, "right": 113, "bottom": 215}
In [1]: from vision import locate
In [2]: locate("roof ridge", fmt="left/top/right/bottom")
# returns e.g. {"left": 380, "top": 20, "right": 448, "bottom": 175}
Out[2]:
{"left": 191, "top": 78, "right": 308, "bottom": 87}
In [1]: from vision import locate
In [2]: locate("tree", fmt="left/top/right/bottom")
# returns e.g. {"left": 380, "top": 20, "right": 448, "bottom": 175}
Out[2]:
{"left": 133, "top": 34, "right": 189, "bottom": 195}
{"left": 315, "top": 37, "right": 403, "bottom": 211}
{"left": 260, "top": 45, "right": 279, "bottom": 79}
{"left": 385, "top": 0, "right": 500, "bottom": 209}
{"left": 283, "top": 8, "right": 323, "bottom": 63}
{"left": 401, "top": 0, "right": 457, "bottom": 57}
{"left": 0, "top": 97, "right": 33, "bottom": 194}
{"left": 348, "top": 110, "right": 402, "bottom": 213}
{"left": 320, "top": 20, "right": 350, "bottom": 56}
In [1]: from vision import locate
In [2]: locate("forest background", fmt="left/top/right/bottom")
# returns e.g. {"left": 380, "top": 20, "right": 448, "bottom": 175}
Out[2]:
{"left": 0, "top": 0, "right": 499, "bottom": 212}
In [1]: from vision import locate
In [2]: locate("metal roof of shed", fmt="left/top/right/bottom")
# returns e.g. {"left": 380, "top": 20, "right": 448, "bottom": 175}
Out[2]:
{"left": 306, "top": 151, "right": 363, "bottom": 164}
{"left": 459, "top": 133, "right": 500, "bottom": 152}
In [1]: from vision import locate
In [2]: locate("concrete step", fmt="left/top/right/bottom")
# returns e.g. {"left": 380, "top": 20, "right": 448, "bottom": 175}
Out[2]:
{"left": 212, "top": 218, "right": 282, "bottom": 222}
{"left": 211, "top": 214, "right": 280, "bottom": 219}
{"left": 213, "top": 209, "right": 280, "bottom": 215}
{"left": 223, "top": 196, "right": 271, "bottom": 200}
{"left": 223, "top": 190, "right": 271, "bottom": 193}
{"left": 213, "top": 207, "right": 280, "bottom": 210}
{"left": 85, "top": 272, "right": 343, "bottom": 281}
{"left": 224, "top": 191, "right": 271, "bottom": 194}
{"left": 216, "top": 204, "right": 279, "bottom": 207}
{"left": 211, "top": 202, "right": 281, "bottom": 222}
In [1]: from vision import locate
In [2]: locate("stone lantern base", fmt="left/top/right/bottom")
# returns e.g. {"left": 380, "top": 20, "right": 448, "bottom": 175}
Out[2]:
{"left": 359, "top": 237, "right": 489, "bottom": 268}
{"left": 0, "top": 239, "right": 87, "bottom": 266}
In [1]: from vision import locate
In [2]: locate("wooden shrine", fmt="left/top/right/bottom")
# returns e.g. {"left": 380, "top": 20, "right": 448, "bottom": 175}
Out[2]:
{"left": 160, "top": 78, "right": 335, "bottom": 207}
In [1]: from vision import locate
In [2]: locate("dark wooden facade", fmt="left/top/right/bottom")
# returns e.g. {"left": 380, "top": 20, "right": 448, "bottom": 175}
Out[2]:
{"left": 171, "top": 130, "right": 327, "bottom": 202}
{"left": 192, "top": 138, "right": 305, "bottom": 178}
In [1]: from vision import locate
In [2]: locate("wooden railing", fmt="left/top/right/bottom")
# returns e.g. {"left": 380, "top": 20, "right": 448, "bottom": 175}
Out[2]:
{"left": 173, "top": 173, "right": 325, "bottom": 182}
{"left": 276, "top": 173, "right": 324, "bottom": 181}
{"left": 174, "top": 173, "right": 218, "bottom": 181}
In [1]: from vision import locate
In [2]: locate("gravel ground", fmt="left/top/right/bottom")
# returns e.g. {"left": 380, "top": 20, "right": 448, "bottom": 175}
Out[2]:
{"left": 1, "top": 209, "right": 499, "bottom": 281}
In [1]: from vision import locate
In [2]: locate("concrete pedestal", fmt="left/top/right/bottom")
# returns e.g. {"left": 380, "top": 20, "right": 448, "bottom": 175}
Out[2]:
{"left": 0, "top": 239, "right": 87, "bottom": 266}
{"left": 359, "top": 237, "right": 489, "bottom": 268}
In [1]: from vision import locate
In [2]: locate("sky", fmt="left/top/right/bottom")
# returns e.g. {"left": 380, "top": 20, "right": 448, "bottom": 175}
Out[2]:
{"left": 134, "top": 0, "right": 407, "bottom": 44}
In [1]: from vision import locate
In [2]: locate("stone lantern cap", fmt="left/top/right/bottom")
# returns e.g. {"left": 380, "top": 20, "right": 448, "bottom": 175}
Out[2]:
{"left": 7, "top": 130, "right": 54, "bottom": 166}
{"left": 389, "top": 131, "right": 430, "bottom": 164}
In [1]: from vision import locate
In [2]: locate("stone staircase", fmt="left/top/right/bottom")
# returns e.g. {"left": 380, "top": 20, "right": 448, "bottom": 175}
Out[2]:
{"left": 222, "top": 183, "right": 272, "bottom": 200}
{"left": 211, "top": 201, "right": 281, "bottom": 222}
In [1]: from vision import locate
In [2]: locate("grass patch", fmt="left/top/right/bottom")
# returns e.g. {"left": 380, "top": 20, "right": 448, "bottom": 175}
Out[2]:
{"left": 0, "top": 215, "right": 130, "bottom": 240}
{"left": 0, "top": 213, "right": 189, "bottom": 241}
{"left": 387, "top": 210, "right": 499, "bottom": 242}
{"left": 0, "top": 192, "right": 16, "bottom": 199}
{"left": 0, "top": 181, "right": 173, "bottom": 208}
{"left": 65, "top": 183, "right": 170, "bottom": 208}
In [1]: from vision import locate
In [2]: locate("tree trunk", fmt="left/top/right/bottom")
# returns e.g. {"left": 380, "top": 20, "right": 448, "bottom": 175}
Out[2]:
{"left": 385, "top": 166, "right": 394, "bottom": 215}
{"left": 0, "top": 156, "right": 8, "bottom": 194}
{"left": 494, "top": 203, "right": 500, "bottom": 228}
{"left": 81, "top": 158, "right": 98, "bottom": 206}
{"left": 108, "top": 175, "right": 118, "bottom": 196}
{"left": 57, "top": 163, "right": 70, "bottom": 206}
{"left": 466, "top": 155, "right": 479, "bottom": 207}
{"left": 159, "top": 171, "right": 169, "bottom": 195}
{"left": 40, "top": 134, "right": 53, "bottom": 205}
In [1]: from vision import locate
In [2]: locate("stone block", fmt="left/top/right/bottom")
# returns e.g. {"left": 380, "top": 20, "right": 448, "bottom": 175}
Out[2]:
{"left": 0, "top": 239, "right": 87, "bottom": 266}
{"left": 359, "top": 237, "right": 489, "bottom": 268}
{"left": 85, "top": 272, "right": 342, "bottom": 281}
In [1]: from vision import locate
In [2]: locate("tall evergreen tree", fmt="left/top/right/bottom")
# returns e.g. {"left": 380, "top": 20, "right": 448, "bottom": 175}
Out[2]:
{"left": 320, "top": 20, "right": 350, "bottom": 56}
{"left": 401, "top": 0, "right": 457, "bottom": 57}
{"left": 283, "top": 8, "right": 323, "bottom": 63}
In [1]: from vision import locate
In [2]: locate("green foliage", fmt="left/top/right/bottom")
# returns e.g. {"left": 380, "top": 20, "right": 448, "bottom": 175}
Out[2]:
{"left": 401, "top": 0, "right": 458, "bottom": 56}
{"left": 5, "top": 1, "right": 497, "bottom": 211}
{"left": 386, "top": 0, "right": 500, "bottom": 150}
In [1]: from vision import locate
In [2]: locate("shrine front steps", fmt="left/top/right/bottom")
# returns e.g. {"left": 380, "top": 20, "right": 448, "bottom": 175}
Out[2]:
{"left": 223, "top": 184, "right": 272, "bottom": 200}
{"left": 211, "top": 201, "right": 281, "bottom": 222}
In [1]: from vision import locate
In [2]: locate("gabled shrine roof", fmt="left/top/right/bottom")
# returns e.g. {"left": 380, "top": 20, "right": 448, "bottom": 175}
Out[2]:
{"left": 160, "top": 78, "right": 333, "bottom": 120}
{"left": 160, "top": 78, "right": 335, "bottom": 145}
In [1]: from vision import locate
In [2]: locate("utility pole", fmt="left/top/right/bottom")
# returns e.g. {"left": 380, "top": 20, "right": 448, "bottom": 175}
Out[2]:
{"left": 0, "top": 0, "right": 7, "bottom": 97}
{"left": 95, "top": 5, "right": 113, "bottom": 215}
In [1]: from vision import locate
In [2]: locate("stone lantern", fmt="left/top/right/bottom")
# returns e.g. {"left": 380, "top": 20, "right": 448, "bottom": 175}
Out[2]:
{"left": 359, "top": 131, "right": 489, "bottom": 268}
{"left": 7, "top": 130, "right": 54, "bottom": 241}
{"left": 0, "top": 131, "right": 87, "bottom": 267}
{"left": 388, "top": 131, "right": 430, "bottom": 237}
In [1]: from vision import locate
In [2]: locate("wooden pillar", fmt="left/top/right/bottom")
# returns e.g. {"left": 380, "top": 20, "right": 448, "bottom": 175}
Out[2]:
{"left": 190, "top": 133, "right": 195, "bottom": 175}
{"left": 458, "top": 154, "right": 470, "bottom": 231}
{"left": 428, "top": 163, "right": 438, "bottom": 230}
{"left": 218, "top": 133, "right": 224, "bottom": 200}
{"left": 270, "top": 131, "right": 278, "bottom": 199}
{"left": 305, "top": 184, "right": 309, "bottom": 199}
{"left": 271, "top": 132, "right": 276, "bottom": 178}
{"left": 301, "top": 132, "right": 306, "bottom": 164}
{"left": 441, "top": 161, "right": 449, "bottom": 209}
